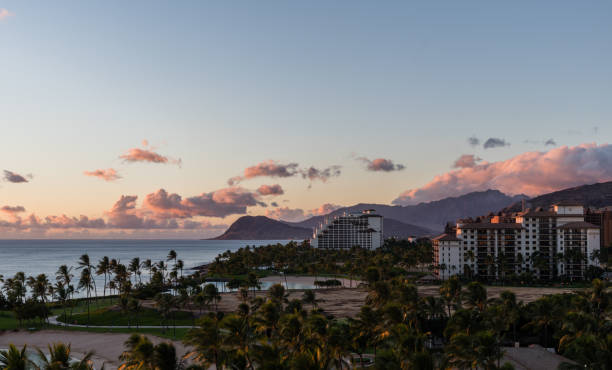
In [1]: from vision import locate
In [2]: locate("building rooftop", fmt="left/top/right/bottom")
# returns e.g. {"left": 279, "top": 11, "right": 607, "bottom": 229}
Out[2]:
{"left": 458, "top": 223, "right": 523, "bottom": 230}
{"left": 432, "top": 233, "right": 461, "bottom": 242}
{"left": 557, "top": 221, "right": 599, "bottom": 229}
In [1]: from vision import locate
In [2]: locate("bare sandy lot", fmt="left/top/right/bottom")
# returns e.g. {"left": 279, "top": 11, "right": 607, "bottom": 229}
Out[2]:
{"left": 0, "top": 330, "right": 188, "bottom": 370}
{"left": 213, "top": 284, "right": 578, "bottom": 318}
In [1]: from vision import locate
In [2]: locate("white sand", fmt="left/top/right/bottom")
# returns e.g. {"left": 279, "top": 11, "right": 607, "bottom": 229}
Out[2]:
{"left": 0, "top": 330, "right": 189, "bottom": 370}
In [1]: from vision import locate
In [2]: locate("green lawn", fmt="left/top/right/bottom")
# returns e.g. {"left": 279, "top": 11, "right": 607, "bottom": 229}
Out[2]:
{"left": 57, "top": 307, "right": 197, "bottom": 327}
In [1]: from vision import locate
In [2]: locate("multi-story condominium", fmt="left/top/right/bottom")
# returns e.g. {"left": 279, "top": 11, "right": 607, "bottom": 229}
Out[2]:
{"left": 310, "top": 210, "right": 383, "bottom": 250}
{"left": 433, "top": 203, "right": 600, "bottom": 280}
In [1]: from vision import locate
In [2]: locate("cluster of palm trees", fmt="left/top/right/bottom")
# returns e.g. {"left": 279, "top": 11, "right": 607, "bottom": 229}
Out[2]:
{"left": 209, "top": 239, "right": 434, "bottom": 284}
{"left": 1, "top": 250, "right": 191, "bottom": 327}
{"left": 0, "top": 343, "right": 95, "bottom": 370}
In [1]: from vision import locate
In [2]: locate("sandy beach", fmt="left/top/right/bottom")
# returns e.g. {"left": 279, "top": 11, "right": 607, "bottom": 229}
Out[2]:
{"left": 0, "top": 331, "right": 189, "bottom": 370}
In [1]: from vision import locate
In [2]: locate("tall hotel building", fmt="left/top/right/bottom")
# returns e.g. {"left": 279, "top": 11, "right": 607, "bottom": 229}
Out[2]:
{"left": 310, "top": 210, "right": 383, "bottom": 250}
{"left": 433, "top": 203, "right": 600, "bottom": 280}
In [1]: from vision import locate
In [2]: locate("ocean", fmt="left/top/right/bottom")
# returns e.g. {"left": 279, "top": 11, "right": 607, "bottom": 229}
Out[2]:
{"left": 0, "top": 239, "right": 288, "bottom": 296}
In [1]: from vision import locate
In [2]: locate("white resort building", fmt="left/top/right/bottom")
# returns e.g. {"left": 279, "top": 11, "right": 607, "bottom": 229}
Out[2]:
{"left": 433, "top": 203, "right": 601, "bottom": 280}
{"left": 310, "top": 210, "right": 383, "bottom": 250}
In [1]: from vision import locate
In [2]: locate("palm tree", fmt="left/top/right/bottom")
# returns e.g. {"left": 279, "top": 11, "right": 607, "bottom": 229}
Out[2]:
{"left": 0, "top": 344, "right": 28, "bottom": 370}
{"left": 184, "top": 314, "right": 226, "bottom": 370}
{"left": 464, "top": 281, "right": 487, "bottom": 312}
{"left": 77, "top": 254, "right": 97, "bottom": 302}
{"left": 143, "top": 259, "right": 153, "bottom": 283}
{"left": 78, "top": 267, "right": 94, "bottom": 326}
{"left": 440, "top": 276, "right": 462, "bottom": 317}
{"left": 119, "top": 334, "right": 155, "bottom": 370}
{"left": 96, "top": 256, "right": 110, "bottom": 299}
{"left": 301, "top": 289, "right": 319, "bottom": 310}
{"left": 34, "top": 343, "right": 95, "bottom": 370}
{"left": 128, "top": 258, "right": 141, "bottom": 286}
{"left": 54, "top": 282, "right": 70, "bottom": 327}
{"left": 525, "top": 297, "right": 557, "bottom": 348}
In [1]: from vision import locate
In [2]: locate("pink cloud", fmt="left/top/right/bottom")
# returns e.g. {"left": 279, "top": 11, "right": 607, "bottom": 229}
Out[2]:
{"left": 1, "top": 205, "right": 25, "bottom": 214}
{"left": 229, "top": 160, "right": 299, "bottom": 185}
{"left": 120, "top": 141, "right": 181, "bottom": 166}
{"left": 393, "top": 143, "right": 612, "bottom": 205}
{"left": 84, "top": 168, "right": 121, "bottom": 181}
{"left": 453, "top": 154, "right": 481, "bottom": 169}
{"left": 257, "top": 184, "right": 284, "bottom": 196}
{"left": 144, "top": 187, "right": 265, "bottom": 219}
{"left": 0, "top": 9, "right": 15, "bottom": 20}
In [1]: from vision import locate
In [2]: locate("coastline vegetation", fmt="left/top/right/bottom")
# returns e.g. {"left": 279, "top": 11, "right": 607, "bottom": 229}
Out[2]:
{"left": 0, "top": 240, "right": 609, "bottom": 369}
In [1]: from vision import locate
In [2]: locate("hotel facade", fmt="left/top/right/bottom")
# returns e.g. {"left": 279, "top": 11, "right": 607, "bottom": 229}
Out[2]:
{"left": 433, "top": 204, "right": 600, "bottom": 280}
{"left": 310, "top": 210, "right": 383, "bottom": 250}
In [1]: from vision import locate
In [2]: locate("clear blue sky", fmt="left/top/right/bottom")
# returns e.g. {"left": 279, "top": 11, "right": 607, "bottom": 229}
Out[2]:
{"left": 0, "top": 1, "right": 610, "bottom": 236}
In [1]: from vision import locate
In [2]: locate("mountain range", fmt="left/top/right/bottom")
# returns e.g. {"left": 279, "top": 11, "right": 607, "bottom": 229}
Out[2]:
{"left": 212, "top": 181, "right": 612, "bottom": 240}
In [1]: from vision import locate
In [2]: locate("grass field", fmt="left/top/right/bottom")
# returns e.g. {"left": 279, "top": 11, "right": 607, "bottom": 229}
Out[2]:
{"left": 0, "top": 297, "right": 194, "bottom": 340}
{"left": 57, "top": 307, "right": 196, "bottom": 327}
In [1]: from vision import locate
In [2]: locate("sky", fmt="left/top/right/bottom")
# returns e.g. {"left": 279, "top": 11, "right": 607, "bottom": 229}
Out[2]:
{"left": 0, "top": 1, "right": 611, "bottom": 238}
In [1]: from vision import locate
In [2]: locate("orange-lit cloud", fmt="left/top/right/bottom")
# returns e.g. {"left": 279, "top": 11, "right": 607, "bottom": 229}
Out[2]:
{"left": 453, "top": 154, "right": 481, "bottom": 169}
{"left": 257, "top": 184, "right": 284, "bottom": 196}
{"left": 1, "top": 205, "right": 25, "bottom": 214}
{"left": 84, "top": 168, "right": 121, "bottom": 181}
{"left": 120, "top": 141, "right": 181, "bottom": 166}
{"left": 229, "top": 160, "right": 341, "bottom": 185}
{"left": 144, "top": 187, "right": 265, "bottom": 219}
{"left": 228, "top": 160, "right": 299, "bottom": 185}
{"left": 393, "top": 143, "right": 612, "bottom": 205}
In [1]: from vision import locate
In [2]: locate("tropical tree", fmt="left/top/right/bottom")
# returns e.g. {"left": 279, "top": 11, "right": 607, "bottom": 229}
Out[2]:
{"left": 0, "top": 344, "right": 28, "bottom": 370}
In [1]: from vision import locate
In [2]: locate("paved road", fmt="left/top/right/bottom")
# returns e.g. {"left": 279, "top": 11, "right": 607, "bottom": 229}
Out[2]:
{"left": 48, "top": 315, "right": 195, "bottom": 329}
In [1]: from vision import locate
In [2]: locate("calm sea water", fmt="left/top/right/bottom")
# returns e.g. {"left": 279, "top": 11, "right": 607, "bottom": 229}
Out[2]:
{"left": 0, "top": 239, "right": 289, "bottom": 296}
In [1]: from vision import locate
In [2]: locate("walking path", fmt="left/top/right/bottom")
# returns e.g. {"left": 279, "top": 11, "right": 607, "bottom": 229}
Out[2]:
{"left": 48, "top": 315, "right": 195, "bottom": 329}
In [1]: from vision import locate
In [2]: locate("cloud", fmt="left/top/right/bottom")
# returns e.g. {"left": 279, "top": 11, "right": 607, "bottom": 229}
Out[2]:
{"left": 468, "top": 136, "right": 480, "bottom": 147}
{"left": 393, "top": 143, "right": 612, "bottom": 205}
{"left": 357, "top": 157, "right": 405, "bottom": 172}
{"left": 300, "top": 165, "right": 341, "bottom": 182}
{"left": 265, "top": 207, "right": 306, "bottom": 222}
{"left": 265, "top": 203, "right": 343, "bottom": 222}
{"left": 144, "top": 187, "right": 265, "bottom": 219}
{"left": 120, "top": 141, "right": 181, "bottom": 166}
{"left": 3, "top": 170, "right": 30, "bottom": 183}
{"left": 524, "top": 138, "right": 557, "bottom": 147}
{"left": 84, "top": 168, "right": 121, "bottom": 182}
{"left": 0, "top": 9, "right": 15, "bottom": 20}
{"left": 309, "top": 203, "right": 342, "bottom": 216}
{"left": 483, "top": 138, "right": 510, "bottom": 149}
{"left": 1, "top": 206, "right": 25, "bottom": 214}
{"left": 0, "top": 194, "right": 228, "bottom": 235}
{"left": 453, "top": 154, "right": 481, "bottom": 169}
{"left": 256, "top": 184, "right": 284, "bottom": 196}
{"left": 229, "top": 161, "right": 341, "bottom": 186}
{"left": 228, "top": 160, "right": 299, "bottom": 185}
